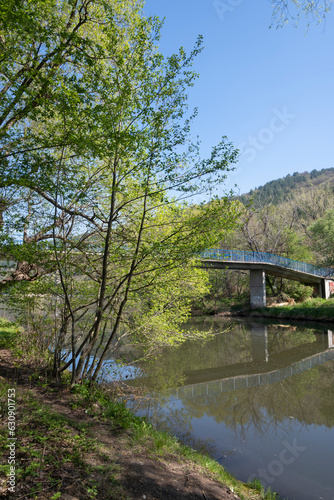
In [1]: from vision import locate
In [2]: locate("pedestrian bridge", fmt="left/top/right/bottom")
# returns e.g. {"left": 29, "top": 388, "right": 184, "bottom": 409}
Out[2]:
{"left": 200, "top": 249, "right": 334, "bottom": 308}
{"left": 2, "top": 249, "right": 334, "bottom": 310}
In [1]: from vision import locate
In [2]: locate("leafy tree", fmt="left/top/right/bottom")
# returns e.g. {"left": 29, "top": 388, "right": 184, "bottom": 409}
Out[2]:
{"left": 0, "top": 0, "right": 241, "bottom": 384}
{"left": 0, "top": 0, "right": 147, "bottom": 283}
{"left": 310, "top": 209, "right": 334, "bottom": 266}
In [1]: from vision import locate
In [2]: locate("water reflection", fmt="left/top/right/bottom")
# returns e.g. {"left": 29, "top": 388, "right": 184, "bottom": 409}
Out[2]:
{"left": 129, "top": 319, "right": 334, "bottom": 500}
{"left": 251, "top": 323, "right": 269, "bottom": 363}
{"left": 328, "top": 330, "right": 334, "bottom": 349}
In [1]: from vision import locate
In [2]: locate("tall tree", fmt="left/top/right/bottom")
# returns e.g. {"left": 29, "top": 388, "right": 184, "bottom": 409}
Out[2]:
{"left": 1, "top": 0, "right": 241, "bottom": 384}
{"left": 0, "top": 0, "right": 145, "bottom": 283}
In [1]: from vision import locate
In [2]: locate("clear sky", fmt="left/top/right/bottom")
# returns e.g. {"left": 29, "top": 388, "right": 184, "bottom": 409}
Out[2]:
{"left": 143, "top": 0, "right": 334, "bottom": 196}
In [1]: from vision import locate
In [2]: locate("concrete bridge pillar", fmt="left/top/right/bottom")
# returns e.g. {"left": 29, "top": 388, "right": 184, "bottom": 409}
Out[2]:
{"left": 315, "top": 280, "right": 331, "bottom": 299}
{"left": 250, "top": 269, "right": 266, "bottom": 308}
{"left": 323, "top": 280, "right": 332, "bottom": 299}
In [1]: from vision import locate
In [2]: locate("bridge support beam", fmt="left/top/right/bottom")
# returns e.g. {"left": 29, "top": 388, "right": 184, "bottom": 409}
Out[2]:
{"left": 250, "top": 269, "right": 266, "bottom": 309}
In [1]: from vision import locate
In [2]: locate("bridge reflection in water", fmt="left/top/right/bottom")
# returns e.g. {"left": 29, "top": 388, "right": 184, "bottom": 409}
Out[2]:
{"left": 172, "top": 324, "right": 334, "bottom": 401}
{"left": 129, "top": 321, "right": 334, "bottom": 500}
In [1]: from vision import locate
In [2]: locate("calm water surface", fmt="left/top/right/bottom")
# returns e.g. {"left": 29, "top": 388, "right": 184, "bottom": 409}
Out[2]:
{"left": 127, "top": 317, "right": 334, "bottom": 500}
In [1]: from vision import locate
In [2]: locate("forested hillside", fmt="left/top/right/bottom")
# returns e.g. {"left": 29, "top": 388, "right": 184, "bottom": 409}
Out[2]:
{"left": 238, "top": 168, "right": 334, "bottom": 207}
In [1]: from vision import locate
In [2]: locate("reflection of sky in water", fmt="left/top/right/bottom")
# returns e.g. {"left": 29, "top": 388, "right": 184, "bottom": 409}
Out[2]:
{"left": 143, "top": 395, "right": 334, "bottom": 500}
{"left": 186, "top": 409, "right": 334, "bottom": 500}
{"left": 128, "top": 320, "right": 334, "bottom": 500}
{"left": 100, "top": 359, "right": 142, "bottom": 381}
{"left": 63, "top": 351, "right": 142, "bottom": 381}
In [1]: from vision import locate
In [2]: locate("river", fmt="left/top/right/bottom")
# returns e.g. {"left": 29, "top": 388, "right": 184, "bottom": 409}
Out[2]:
{"left": 123, "top": 317, "right": 334, "bottom": 500}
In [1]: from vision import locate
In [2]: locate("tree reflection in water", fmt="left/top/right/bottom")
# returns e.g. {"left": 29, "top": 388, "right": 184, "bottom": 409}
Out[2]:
{"left": 125, "top": 319, "right": 334, "bottom": 500}
{"left": 128, "top": 318, "right": 334, "bottom": 441}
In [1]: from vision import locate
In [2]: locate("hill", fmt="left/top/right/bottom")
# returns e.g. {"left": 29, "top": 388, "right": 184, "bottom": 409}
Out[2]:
{"left": 238, "top": 167, "right": 334, "bottom": 207}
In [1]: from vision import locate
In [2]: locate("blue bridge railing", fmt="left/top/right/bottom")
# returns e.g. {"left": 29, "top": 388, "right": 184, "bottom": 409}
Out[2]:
{"left": 200, "top": 249, "right": 334, "bottom": 279}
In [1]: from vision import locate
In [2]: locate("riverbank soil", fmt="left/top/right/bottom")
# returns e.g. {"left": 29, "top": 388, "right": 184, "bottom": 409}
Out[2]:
{"left": 0, "top": 349, "right": 260, "bottom": 500}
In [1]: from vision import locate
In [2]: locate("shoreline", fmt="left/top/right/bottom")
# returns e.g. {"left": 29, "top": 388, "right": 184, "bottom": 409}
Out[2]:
{"left": 5, "top": 309, "right": 329, "bottom": 499}
{"left": 0, "top": 341, "right": 277, "bottom": 500}
{"left": 196, "top": 296, "right": 334, "bottom": 326}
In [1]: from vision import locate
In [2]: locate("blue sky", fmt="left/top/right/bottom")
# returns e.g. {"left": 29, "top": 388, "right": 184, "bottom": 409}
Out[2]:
{"left": 143, "top": 0, "right": 334, "bottom": 196}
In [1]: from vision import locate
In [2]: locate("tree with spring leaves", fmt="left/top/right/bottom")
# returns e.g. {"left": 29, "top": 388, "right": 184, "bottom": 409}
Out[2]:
{"left": 1, "top": 0, "right": 146, "bottom": 284}
{"left": 0, "top": 0, "right": 241, "bottom": 384}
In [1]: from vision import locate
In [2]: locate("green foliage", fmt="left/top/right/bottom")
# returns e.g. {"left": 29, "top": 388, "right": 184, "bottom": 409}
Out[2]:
{"left": 253, "top": 297, "right": 334, "bottom": 322}
{"left": 0, "top": 0, "right": 240, "bottom": 384}
{"left": 0, "top": 313, "right": 53, "bottom": 375}
{"left": 248, "top": 479, "right": 280, "bottom": 500}
{"left": 196, "top": 268, "right": 249, "bottom": 313}
{"left": 283, "top": 282, "right": 314, "bottom": 302}
{"left": 0, "top": 385, "right": 114, "bottom": 498}
{"left": 215, "top": 168, "right": 334, "bottom": 304}
{"left": 72, "top": 381, "right": 143, "bottom": 430}
{"left": 0, "top": 317, "right": 19, "bottom": 349}
{"left": 238, "top": 168, "right": 334, "bottom": 208}
{"left": 50, "top": 493, "right": 62, "bottom": 500}
{"left": 270, "top": 0, "right": 332, "bottom": 27}
{"left": 128, "top": 265, "right": 211, "bottom": 352}
{"left": 310, "top": 209, "right": 334, "bottom": 266}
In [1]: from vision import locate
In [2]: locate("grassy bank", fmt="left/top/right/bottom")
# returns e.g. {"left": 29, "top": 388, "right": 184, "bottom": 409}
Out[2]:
{"left": 0, "top": 317, "right": 279, "bottom": 500}
{"left": 251, "top": 297, "right": 334, "bottom": 323}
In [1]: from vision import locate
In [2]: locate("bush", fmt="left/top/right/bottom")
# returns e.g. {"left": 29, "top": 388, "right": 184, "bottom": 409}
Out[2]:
{"left": 284, "top": 282, "right": 313, "bottom": 302}
{"left": 0, "top": 317, "right": 19, "bottom": 349}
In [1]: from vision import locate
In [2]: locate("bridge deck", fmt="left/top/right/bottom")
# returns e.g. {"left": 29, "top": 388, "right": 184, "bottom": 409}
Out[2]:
{"left": 200, "top": 249, "right": 333, "bottom": 285}
{"left": 201, "top": 260, "right": 326, "bottom": 285}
